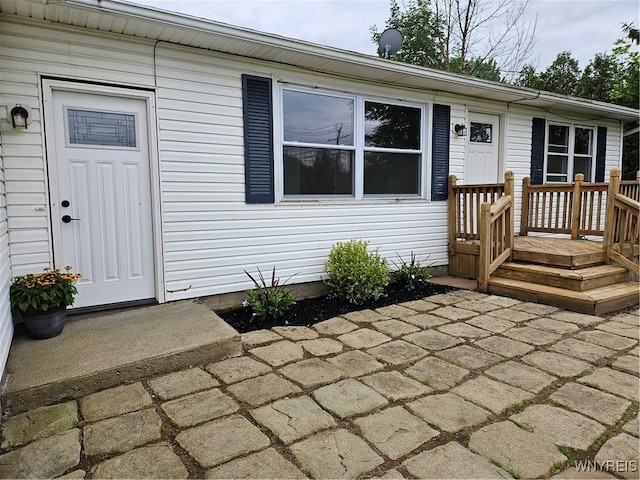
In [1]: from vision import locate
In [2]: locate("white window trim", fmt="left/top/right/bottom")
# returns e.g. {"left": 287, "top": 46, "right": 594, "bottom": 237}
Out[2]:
{"left": 544, "top": 122, "right": 597, "bottom": 183}
{"left": 275, "top": 84, "right": 428, "bottom": 201}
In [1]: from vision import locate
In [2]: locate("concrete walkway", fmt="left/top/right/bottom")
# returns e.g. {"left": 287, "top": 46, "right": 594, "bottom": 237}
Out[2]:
{"left": 0, "top": 290, "right": 638, "bottom": 479}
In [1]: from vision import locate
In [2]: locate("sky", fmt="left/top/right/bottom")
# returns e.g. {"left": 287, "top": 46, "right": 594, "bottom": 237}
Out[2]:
{"left": 129, "top": 0, "right": 638, "bottom": 73}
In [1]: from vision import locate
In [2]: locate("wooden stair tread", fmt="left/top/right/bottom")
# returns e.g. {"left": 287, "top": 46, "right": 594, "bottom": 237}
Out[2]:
{"left": 496, "top": 262, "right": 628, "bottom": 280}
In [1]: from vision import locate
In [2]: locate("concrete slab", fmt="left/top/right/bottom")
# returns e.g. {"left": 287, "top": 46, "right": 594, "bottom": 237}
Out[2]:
{"left": 3, "top": 301, "right": 241, "bottom": 414}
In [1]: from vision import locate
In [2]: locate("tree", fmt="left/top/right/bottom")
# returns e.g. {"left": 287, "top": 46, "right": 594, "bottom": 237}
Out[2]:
{"left": 517, "top": 51, "right": 581, "bottom": 95}
{"left": 574, "top": 53, "right": 618, "bottom": 102}
{"left": 371, "top": 0, "right": 537, "bottom": 82}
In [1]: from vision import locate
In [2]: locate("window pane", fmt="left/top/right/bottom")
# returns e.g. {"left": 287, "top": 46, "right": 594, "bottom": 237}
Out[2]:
{"left": 365, "top": 102, "right": 420, "bottom": 149}
{"left": 574, "top": 128, "right": 593, "bottom": 155}
{"left": 67, "top": 109, "right": 136, "bottom": 147}
{"left": 470, "top": 122, "right": 493, "bottom": 143}
{"left": 574, "top": 156, "right": 592, "bottom": 178}
{"left": 283, "top": 90, "right": 354, "bottom": 146}
{"left": 547, "top": 155, "right": 568, "bottom": 174}
{"left": 548, "top": 125, "right": 569, "bottom": 152}
{"left": 283, "top": 146, "right": 353, "bottom": 195}
{"left": 364, "top": 152, "right": 420, "bottom": 195}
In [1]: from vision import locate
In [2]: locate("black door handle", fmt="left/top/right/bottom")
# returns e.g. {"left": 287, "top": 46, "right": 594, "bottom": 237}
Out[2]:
{"left": 61, "top": 215, "right": 80, "bottom": 223}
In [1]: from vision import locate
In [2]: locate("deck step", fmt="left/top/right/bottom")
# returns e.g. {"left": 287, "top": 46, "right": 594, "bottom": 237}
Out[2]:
{"left": 494, "top": 262, "right": 630, "bottom": 291}
{"left": 512, "top": 246, "right": 606, "bottom": 269}
{"left": 488, "top": 277, "right": 639, "bottom": 315}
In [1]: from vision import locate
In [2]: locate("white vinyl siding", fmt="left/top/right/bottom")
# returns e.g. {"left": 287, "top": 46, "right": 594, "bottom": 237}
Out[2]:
{"left": 0, "top": 140, "right": 13, "bottom": 376}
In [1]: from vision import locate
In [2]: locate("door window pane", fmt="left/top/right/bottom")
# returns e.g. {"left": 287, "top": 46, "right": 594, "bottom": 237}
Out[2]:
{"left": 364, "top": 152, "right": 420, "bottom": 195}
{"left": 470, "top": 122, "right": 493, "bottom": 143}
{"left": 67, "top": 109, "right": 136, "bottom": 147}
{"left": 283, "top": 146, "right": 354, "bottom": 195}
{"left": 283, "top": 90, "right": 354, "bottom": 146}
{"left": 365, "top": 102, "right": 420, "bottom": 149}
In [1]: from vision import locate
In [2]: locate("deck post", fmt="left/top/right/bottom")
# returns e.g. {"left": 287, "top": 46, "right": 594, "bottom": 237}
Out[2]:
{"left": 520, "top": 177, "right": 531, "bottom": 236}
{"left": 504, "top": 171, "right": 515, "bottom": 259}
{"left": 448, "top": 175, "right": 457, "bottom": 256}
{"left": 571, "top": 173, "right": 584, "bottom": 239}
{"left": 478, "top": 201, "right": 491, "bottom": 293}
{"left": 603, "top": 168, "right": 621, "bottom": 262}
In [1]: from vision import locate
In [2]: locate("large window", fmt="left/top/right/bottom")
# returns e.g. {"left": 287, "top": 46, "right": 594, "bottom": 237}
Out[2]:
{"left": 546, "top": 124, "right": 595, "bottom": 183}
{"left": 282, "top": 87, "right": 424, "bottom": 198}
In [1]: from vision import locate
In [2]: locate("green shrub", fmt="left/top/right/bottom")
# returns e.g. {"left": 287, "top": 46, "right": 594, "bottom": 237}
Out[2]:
{"left": 392, "top": 251, "right": 431, "bottom": 290}
{"left": 244, "top": 267, "right": 295, "bottom": 322}
{"left": 324, "top": 240, "right": 390, "bottom": 305}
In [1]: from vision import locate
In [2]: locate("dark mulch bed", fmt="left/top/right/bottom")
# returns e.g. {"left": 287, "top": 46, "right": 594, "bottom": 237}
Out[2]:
{"left": 220, "top": 282, "right": 457, "bottom": 333}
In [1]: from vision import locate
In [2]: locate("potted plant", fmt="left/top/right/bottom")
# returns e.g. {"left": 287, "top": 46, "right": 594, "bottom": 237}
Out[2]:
{"left": 10, "top": 266, "right": 82, "bottom": 339}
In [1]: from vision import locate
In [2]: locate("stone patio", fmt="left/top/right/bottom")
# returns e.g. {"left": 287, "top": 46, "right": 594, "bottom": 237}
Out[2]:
{"left": 0, "top": 290, "right": 638, "bottom": 479}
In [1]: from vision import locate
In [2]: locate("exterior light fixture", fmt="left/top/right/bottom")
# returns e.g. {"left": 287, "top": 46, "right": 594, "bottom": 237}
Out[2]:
{"left": 10, "top": 104, "right": 29, "bottom": 130}
{"left": 454, "top": 124, "right": 467, "bottom": 136}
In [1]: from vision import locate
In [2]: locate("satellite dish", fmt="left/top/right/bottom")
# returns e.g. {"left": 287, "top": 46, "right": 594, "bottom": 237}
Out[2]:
{"left": 378, "top": 28, "right": 403, "bottom": 58}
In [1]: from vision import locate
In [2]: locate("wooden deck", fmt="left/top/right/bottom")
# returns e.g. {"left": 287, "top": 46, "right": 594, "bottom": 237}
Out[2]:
{"left": 511, "top": 237, "right": 606, "bottom": 269}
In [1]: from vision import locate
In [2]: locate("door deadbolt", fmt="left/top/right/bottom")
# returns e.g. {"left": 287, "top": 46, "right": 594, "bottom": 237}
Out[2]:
{"left": 61, "top": 215, "right": 80, "bottom": 223}
{"left": 61, "top": 200, "right": 70, "bottom": 208}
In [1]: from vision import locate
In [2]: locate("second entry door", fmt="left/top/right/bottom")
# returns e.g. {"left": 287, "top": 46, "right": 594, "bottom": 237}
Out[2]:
{"left": 465, "top": 113, "right": 500, "bottom": 184}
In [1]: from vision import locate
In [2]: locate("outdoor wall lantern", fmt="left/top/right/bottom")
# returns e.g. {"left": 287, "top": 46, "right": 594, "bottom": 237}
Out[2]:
{"left": 10, "top": 104, "right": 29, "bottom": 130}
{"left": 454, "top": 123, "right": 467, "bottom": 136}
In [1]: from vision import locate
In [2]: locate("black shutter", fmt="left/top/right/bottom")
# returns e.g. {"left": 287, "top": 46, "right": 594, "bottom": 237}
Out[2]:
{"left": 595, "top": 126, "right": 607, "bottom": 182}
{"left": 531, "top": 117, "right": 546, "bottom": 185}
{"left": 242, "top": 74, "right": 274, "bottom": 203}
{"left": 431, "top": 104, "right": 451, "bottom": 201}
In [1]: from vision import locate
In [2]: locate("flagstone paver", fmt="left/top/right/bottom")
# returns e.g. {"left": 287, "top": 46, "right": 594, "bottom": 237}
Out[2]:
{"left": 455, "top": 300, "right": 502, "bottom": 313}
{"left": 527, "top": 317, "right": 580, "bottom": 334}
{"left": 629, "top": 346, "right": 639, "bottom": 356}
{"left": 361, "top": 371, "right": 432, "bottom": 400}
{"left": 403, "top": 441, "right": 512, "bottom": 479}
{"left": 278, "top": 358, "right": 345, "bottom": 388}
{"left": 290, "top": 429, "right": 383, "bottom": 479}
{"left": 511, "top": 404, "right": 607, "bottom": 450}
{"left": 1, "top": 400, "right": 77, "bottom": 448}
{"left": 312, "top": 379, "right": 387, "bottom": 418}
{"left": 403, "top": 329, "right": 462, "bottom": 350}
{"left": 399, "top": 299, "right": 439, "bottom": 312}
{"left": 371, "top": 319, "right": 420, "bottom": 337}
{"left": 436, "top": 345, "right": 502, "bottom": 369}
{"left": 250, "top": 395, "right": 335, "bottom": 445}
{"left": 469, "top": 421, "right": 567, "bottom": 479}
{"left": 550, "top": 338, "right": 614, "bottom": 363}
{"left": 503, "top": 326, "right": 562, "bottom": 345}
{"left": 58, "top": 469, "right": 87, "bottom": 479}
{"left": 326, "top": 350, "right": 384, "bottom": 377}
{"left": 354, "top": 406, "right": 439, "bottom": 460}
{"left": 80, "top": 382, "right": 152, "bottom": 422}
{"left": 312, "top": 317, "right": 358, "bottom": 335}
{"left": 401, "top": 312, "right": 451, "bottom": 328}
{"left": 596, "top": 321, "right": 639, "bottom": 339}
{"left": 91, "top": 443, "right": 188, "bottom": 479}
{"left": 84, "top": 409, "right": 162, "bottom": 456}
{"left": 437, "top": 322, "right": 491, "bottom": 338}
{"left": 612, "top": 312, "right": 640, "bottom": 326}
{"left": 466, "top": 315, "right": 515, "bottom": 333}
{"left": 337, "top": 328, "right": 391, "bottom": 349}
{"left": 578, "top": 367, "right": 640, "bottom": 401}
{"left": 485, "top": 360, "right": 556, "bottom": 393}
{"left": 550, "top": 311, "right": 602, "bottom": 326}
{"left": 404, "top": 356, "right": 469, "bottom": 389}
{"left": 148, "top": 367, "right": 219, "bottom": 400}
{"left": 612, "top": 355, "right": 640, "bottom": 376}
{"left": 205, "top": 447, "right": 306, "bottom": 479}
{"left": 367, "top": 339, "right": 427, "bottom": 365}
{"left": 407, "top": 392, "right": 491, "bottom": 432}
{"left": 431, "top": 306, "right": 478, "bottom": 321}
{"left": 206, "top": 356, "right": 272, "bottom": 384}
{"left": 473, "top": 336, "right": 534, "bottom": 357}
{"left": 623, "top": 416, "right": 639, "bottom": 437}
{"left": 378, "top": 468, "right": 406, "bottom": 479}
{"left": 272, "top": 326, "right": 318, "bottom": 340}
{"left": 160, "top": 389, "right": 239, "bottom": 428}
{"left": 249, "top": 340, "right": 304, "bottom": 367}
{"left": 510, "top": 301, "right": 558, "bottom": 316}
{"left": 594, "top": 433, "right": 640, "bottom": 479}
{"left": 578, "top": 330, "right": 638, "bottom": 350}
{"left": 552, "top": 467, "right": 617, "bottom": 479}
{"left": 0, "top": 429, "right": 81, "bottom": 479}
{"left": 426, "top": 293, "right": 460, "bottom": 305}
{"left": 549, "top": 383, "right": 632, "bottom": 425}
{"left": 227, "top": 373, "right": 301, "bottom": 407}
{"left": 342, "top": 309, "right": 388, "bottom": 323}
{"left": 487, "top": 307, "right": 538, "bottom": 323}
{"left": 482, "top": 295, "right": 522, "bottom": 307}
{"left": 453, "top": 376, "right": 534, "bottom": 414}
{"left": 376, "top": 304, "right": 418, "bottom": 319}
{"left": 523, "top": 351, "right": 592, "bottom": 377}
{"left": 241, "top": 329, "right": 282, "bottom": 346}
{"left": 176, "top": 415, "right": 270, "bottom": 469}
{"left": 298, "top": 337, "right": 344, "bottom": 356}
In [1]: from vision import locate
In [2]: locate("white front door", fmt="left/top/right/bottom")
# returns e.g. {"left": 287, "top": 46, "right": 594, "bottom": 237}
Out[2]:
{"left": 465, "top": 113, "right": 500, "bottom": 184}
{"left": 47, "top": 88, "right": 156, "bottom": 309}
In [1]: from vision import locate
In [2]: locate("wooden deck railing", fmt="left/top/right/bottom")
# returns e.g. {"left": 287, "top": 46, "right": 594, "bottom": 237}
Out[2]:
{"left": 521, "top": 174, "right": 608, "bottom": 238}
{"left": 603, "top": 169, "right": 640, "bottom": 274}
